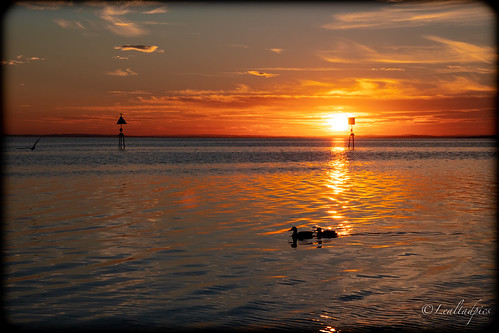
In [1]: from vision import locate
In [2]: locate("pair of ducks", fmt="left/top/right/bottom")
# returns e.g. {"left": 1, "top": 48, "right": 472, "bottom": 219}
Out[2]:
{"left": 289, "top": 226, "right": 338, "bottom": 240}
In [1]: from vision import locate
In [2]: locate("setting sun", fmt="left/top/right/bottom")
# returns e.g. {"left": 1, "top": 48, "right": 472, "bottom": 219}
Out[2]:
{"left": 327, "top": 114, "right": 350, "bottom": 132}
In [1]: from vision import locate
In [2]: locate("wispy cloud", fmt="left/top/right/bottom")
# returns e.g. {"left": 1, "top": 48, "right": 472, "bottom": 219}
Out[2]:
{"left": 318, "top": 36, "right": 494, "bottom": 65}
{"left": 52, "top": 4, "right": 168, "bottom": 36}
{"left": 143, "top": 7, "right": 168, "bottom": 15}
{"left": 53, "top": 18, "right": 86, "bottom": 31}
{"left": 108, "top": 90, "right": 152, "bottom": 95}
{"left": 105, "top": 68, "right": 138, "bottom": 76}
{"left": 99, "top": 5, "right": 148, "bottom": 36}
{"left": 323, "top": 78, "right": 412, "bottom": 99}
{"left": 19, "top": 2, "right": 62, "bottom": 10}
{"left": 114, "top": 45, "right": 160, "bottom": 53}
{"left": 247, "top": 70, "right": 279, "bottom": 78}
{"left": 2, "top": 55, "right": 45, "bottom": 65}
{"left": 322, "top": 1, "right": 492, "bottom": 30}
{"left": 438, "top": 75, "right": 496, "bottom": 95}
{"left": 254, "top": 67, "right": 340, "bottom": 72}
{"left": 424, "top": 35, "right": 495, "bottom": 64}
{"left": 371, "top": 67, "right": 405, "bottom": 71}
{"left": 229, "top": 44, "right": 250, "bottom": 49}
{"left": 268, "top": 48, "right": 284, "bottom": 54}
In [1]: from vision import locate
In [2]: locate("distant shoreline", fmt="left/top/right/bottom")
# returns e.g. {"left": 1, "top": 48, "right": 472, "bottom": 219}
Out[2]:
{"left": 4, "top": 134, "right": 497, "bottom": 139}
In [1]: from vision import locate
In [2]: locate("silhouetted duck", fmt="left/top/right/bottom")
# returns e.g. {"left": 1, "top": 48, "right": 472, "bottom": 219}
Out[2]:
{"left": 289, "top": 226, "right": 314, "bottom": 240}
{"left": 316, "top": 227, "right": 338, "bottom": 238}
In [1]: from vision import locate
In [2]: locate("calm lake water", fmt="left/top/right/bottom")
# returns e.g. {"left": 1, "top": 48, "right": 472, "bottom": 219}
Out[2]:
{"left": 3, "top": 137, "right": 497, "bottom": 332}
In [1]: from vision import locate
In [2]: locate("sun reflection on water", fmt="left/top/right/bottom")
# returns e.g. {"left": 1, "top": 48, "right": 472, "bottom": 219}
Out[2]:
{"left": 325, "top": 159, "right": 350, "bottom": 195}
{"left": 318, "top": 313, "right": 341, "bottom": 333}
{"left": 335, "top": 222, "right": 352, "bottom": 237}
{"left": 323, "top": 141, "right": 352, "bottom": 235}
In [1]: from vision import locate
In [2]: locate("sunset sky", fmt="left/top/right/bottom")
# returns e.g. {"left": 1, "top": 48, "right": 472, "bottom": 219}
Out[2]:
{"left": 3, "top": 1, "right": 496, "bottom": 137}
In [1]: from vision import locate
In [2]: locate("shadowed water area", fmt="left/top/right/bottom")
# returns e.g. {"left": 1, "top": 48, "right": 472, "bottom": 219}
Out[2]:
{"left": 3, "top": 137, "right": 496, "bottom": 332}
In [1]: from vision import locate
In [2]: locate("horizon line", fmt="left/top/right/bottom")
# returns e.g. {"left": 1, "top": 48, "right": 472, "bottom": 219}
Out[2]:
{"left": 5, "top": 133, "right": 496, "bottom": 139}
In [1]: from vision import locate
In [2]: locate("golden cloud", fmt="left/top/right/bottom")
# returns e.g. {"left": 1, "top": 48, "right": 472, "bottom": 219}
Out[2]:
{"left": 318, "top": 37, "right": 495, "bottom": 65}
{"left": 114, "top": 45, "right": 159, "bottom": 53}
{"left": 247, "top": 71, "right": 279, "bottom": 78}
{"left": 105, "top": 68, "right": 138, "bottom": 76}
{"left": 322, "top": 1, "right": 493, "bottom": 30}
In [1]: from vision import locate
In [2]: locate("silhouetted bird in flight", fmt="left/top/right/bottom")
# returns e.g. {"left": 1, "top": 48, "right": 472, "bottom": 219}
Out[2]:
{"left": 31, "top": 138, "right": 41, "bottom": 150}
{"left": 17, "top": 137, "right": 41, "bottom": 151}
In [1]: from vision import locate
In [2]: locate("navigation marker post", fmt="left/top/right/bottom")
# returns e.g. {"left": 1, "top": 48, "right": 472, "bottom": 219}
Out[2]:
{"left": 117, "top": 114, "right": 127, "bottom": 150}
{"left": 348, "top": 117, "right": 355, "bottom": 149}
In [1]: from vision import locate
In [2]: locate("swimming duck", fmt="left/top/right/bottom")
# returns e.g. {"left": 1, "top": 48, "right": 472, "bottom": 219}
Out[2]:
{"left": 289, "top": 226, "right": 314, "bottom": 240}
{"left": 316, "top": 227, "right": 338, "bottom": 238}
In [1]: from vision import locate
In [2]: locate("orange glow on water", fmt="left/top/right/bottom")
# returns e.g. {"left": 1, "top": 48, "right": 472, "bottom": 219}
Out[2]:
{"left": 4, "top": 134, "right": 496, "bottom": 329}
{"left": 325, "top": 156, "right": 350, "bottom": 195}
{"left": 335, "top": 223, "right": 353, "bottom": 237}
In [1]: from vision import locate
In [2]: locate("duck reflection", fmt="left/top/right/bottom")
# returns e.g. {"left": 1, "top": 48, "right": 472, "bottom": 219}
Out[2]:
{"left": 290, "top": 237, "right": 320, "bottom": 248}
{"left": 289, "top": 237, "right": 326, "bottom": 249}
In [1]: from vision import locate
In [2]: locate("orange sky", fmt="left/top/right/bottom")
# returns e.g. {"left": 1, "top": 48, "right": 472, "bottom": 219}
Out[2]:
{"left": 3, "top": 1, "right": 497, "bottom": 137}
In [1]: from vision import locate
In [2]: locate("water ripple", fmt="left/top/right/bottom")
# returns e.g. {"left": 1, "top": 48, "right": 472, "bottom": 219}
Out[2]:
{"left": 4, "top": 137, "right": 496, "bottom": 331}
